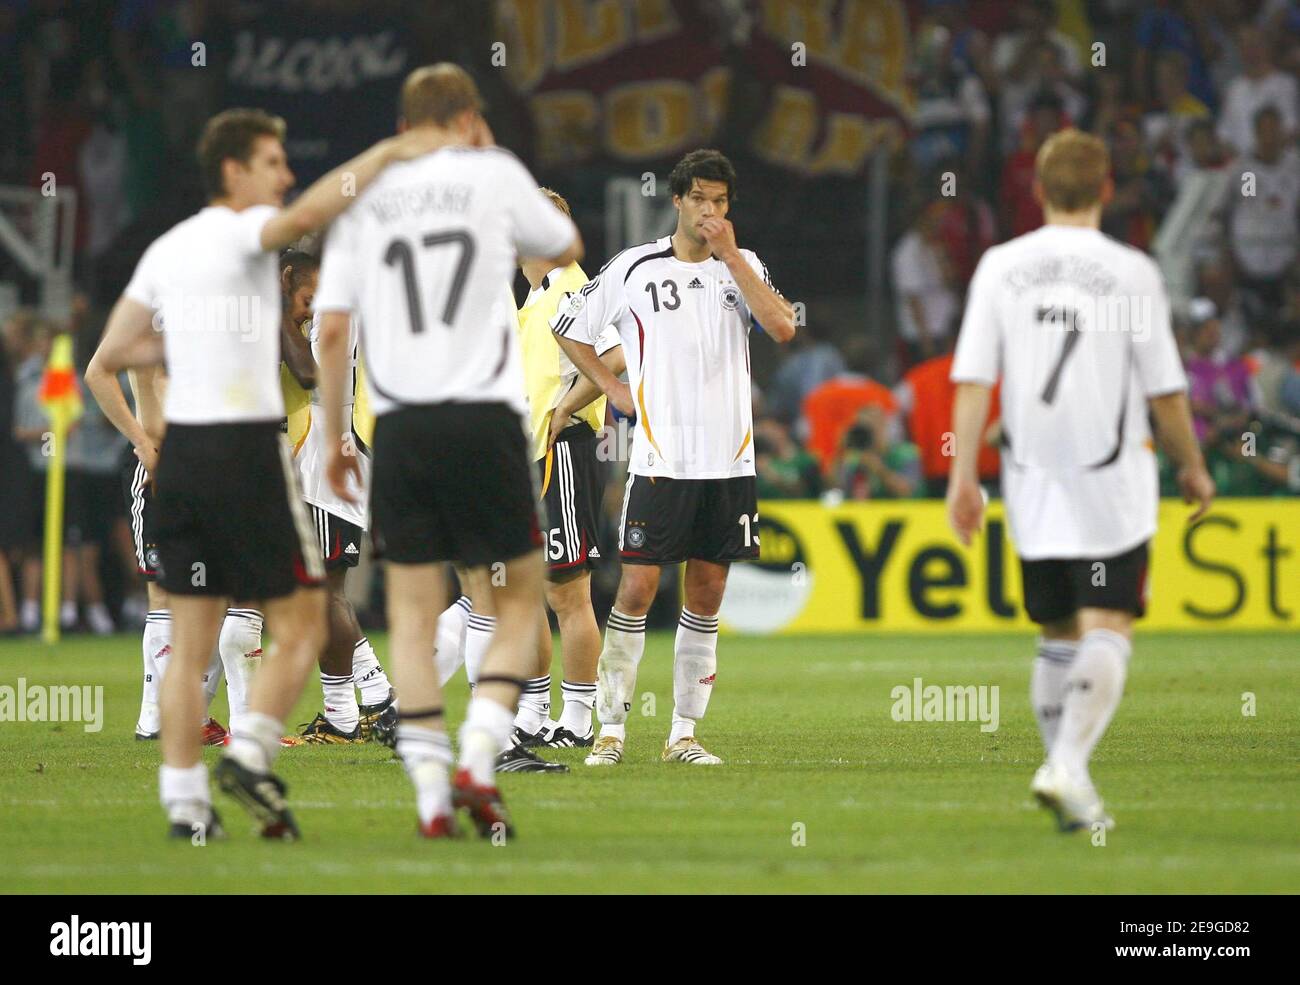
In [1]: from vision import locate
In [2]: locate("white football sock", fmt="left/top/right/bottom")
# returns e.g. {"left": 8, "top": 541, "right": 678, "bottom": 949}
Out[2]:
{"left": 59, "top": 599, "right": 76, "bottom": 629}
{"left": 559, "top": 680, "right": 596, "bottom": 736}
{"left": 464, "top": 612, "right": 496, "bottom": 688}
{"left": 352, "top": 637, "right": 392, "bottom": 706}
{"left": 1049, "top": 629, "right": 1130, "bottom": 781}
{"left": 669, "top": 609, "right": 718, "bottom": 744}
{"left": 397, "top": 724, "right": 453, "bottom": 825}
{"left": 459, "top": 697, "right": 514, "bottom": 786}
{"left": 514, "top": 675, "right": 551, "bottom": 736}
{"left": 219, "top": 608, "right": 263, "bottom": 734}
{"left": 201, "top": 646, "right": 221, "bottom": 720}
{"left": 435, "top": 595, "right": 472, "bottom": 685}
{"left": 596, "top": 609, "right": 647, "bottom": 740}
{"left": 159, "top": 762, "right": 210, "bottom": 826}
{"left": 224, "top": 711, "right": 284, "bottom": 774}
{"left": 138, "top": 610, "right": 170, "bottom": 734}
{"left": 86, "top": 602, "right": 114, "bottom": 635}
{"left": 321, "top": 671, "right": 359, "bottom": 734}
{"left": 20, "top": 598, "right": 38, "bottom": 632}
{"left": 1031, "top": 637, "right": 1078, "bottom": 754}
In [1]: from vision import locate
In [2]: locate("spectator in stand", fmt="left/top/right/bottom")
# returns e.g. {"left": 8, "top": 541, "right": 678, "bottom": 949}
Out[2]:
{"left": 1001, "top": 91, "right": 1067, "bottom": 238}
{"left": 894, "top": 339, "right": 1001, "bottom": 498}
{"left": 1184, "top": 298, "right": 1256, "bottom": 445}
{"left": 998, "top": 40, "right": 1086, "bottom": 156}
{"left": 911, "top": 22, "right": 992, "bottom": 177}
{"left": 1222, "top": 105, "right": 1300, "bottom": 315}
{"left": 1102, "top": 116, "right": 1174, "bottom": 250}
{"left": 892, "top": 200, "right": 958, "bottom": 366}
{"left": 765, "top": 321, "right": 846, "bottom": 427}
{"left": 932, "top": 157, "right": 996, "bottom": 285}
{"left": 991, "top": 1, "right": 1082, "bottom": 89}
{"left": 0, "top": 309, "right": 35, "bottom": 633}
{"left": 1132, "top": 0, "right": 1218, "bottom": 111}
{"left": 801, "top": 339, "right": 899, "bottom": 477}
{"left": 1143, "top": 50, "right": 1212, "bottom": 178}
{"left": 1216, "top": 24, "right": 1298, "bottom": 155}
{"left": 754, "top": 418, "right": 821, "bottom": 500}
{"left": 1198, "top": 256, "right": 1252, "bottom": 358}
{"left": 832, "top": 404, "right": 922, "bottom": 501}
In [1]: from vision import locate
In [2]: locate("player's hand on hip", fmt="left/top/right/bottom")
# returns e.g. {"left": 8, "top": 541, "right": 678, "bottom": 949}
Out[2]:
{"left": 134, "top": 443, "right": 159, "bottom": 480}
{"left": 327, "top": 443, "right": 363, "bottom": 505}
{"left": 546, "top": 409, "right": 566, "bottom": 451}
{"left": 606, "top": 380, "right": 635, "bottom": 418}
{"left": 946, "top": 476, "right": 985, "bottom": 546}
{"left": 1177, "top": 464, "right": 1215, "bottom": 523}
{"left": 699, "top": 217, "right": 738, "bottom": 260}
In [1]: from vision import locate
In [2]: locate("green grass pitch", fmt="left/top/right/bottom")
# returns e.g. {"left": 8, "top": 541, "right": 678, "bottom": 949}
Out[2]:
{"left": 1, "top": 631, "right": 1296, "bottom": 894}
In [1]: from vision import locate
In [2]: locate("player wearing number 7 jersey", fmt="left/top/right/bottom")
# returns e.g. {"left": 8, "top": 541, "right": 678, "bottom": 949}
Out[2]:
{"left": 550, "top": 149, "right": 796, "bottom": 768}
{"left": 947, "top": 129, "right": 1214, "bottom": 833}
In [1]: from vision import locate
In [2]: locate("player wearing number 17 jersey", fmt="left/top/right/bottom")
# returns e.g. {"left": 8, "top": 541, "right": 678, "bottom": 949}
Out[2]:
{"left": 315, "top": 64, "right": 583, "bottom": 838}
{"left": 551, "top": 149, "right": 796, "bottom": 767}
{"left": 947, "top": 129, "right": 1214, "bottom": 833}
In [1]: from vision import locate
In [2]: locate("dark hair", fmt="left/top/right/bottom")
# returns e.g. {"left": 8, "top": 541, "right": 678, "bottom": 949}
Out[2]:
{"left": 1254, "top": 102, "right": 1283, "bottom": 130}
{"left": 280, "top": 250, "right": 319, "bottom": 293}
{"left": 669, "top": 149, "right": 737, "bottom": 201}
{"left": 196, "top": 108, "right": 286, "bottom": 199}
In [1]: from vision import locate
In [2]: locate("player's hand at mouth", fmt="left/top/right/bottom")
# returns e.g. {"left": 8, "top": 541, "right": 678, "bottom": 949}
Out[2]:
{"left": 1177, "top": 464, "right": 1215, "bottom": 523}
{"left": 699, "top": 217, "right": 738, "bottom": 260}
{"left": 327, "top": 443, "right": 363, "bottom": 505}
{"left": 946, "top": 476, "right": 985, "bottom": 547}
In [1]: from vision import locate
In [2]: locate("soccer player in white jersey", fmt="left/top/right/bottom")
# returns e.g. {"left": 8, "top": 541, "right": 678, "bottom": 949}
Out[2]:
{"left": 316, "top": 64, "right": 587, "bottom": 838}
{"left": 276, "top": 252, "right": 398, "bottom": 747}
{"left": 84, "top": 361, "right": 232, "bottom": 745}
{"left": 947, "top": 129, "right": 1215, "bottom": 831}
{"left": 86, "top": 108, "right": 443, "bottom": 840}
{"left": 550, "top": 149, "right": 796, "bottom": 767}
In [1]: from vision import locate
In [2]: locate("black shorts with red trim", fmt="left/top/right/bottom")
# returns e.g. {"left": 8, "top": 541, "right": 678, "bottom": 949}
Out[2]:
{"left": 537, "top": 422, "right": 604, "bottom": 579}
{"left": 152, "top": 422, "right": 325, "bottom": 599}
{"left": 309, "top": 504, "right": 363, "bottom": 570}
{"left": 1018, "top": 540, "right": 1150, "bottom": 624}
{"left": 618, "top": 473, "right": 760, "bottom": 566}
{"left": 370, "top": 402, "right": 543, "bottom": 567}
{"left": 121, "top": 457, "right": 159, "bottom": 581}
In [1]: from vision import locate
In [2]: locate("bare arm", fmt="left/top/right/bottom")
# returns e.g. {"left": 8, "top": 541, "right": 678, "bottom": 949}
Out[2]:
{"left": 318, "top": 311, "right": 361, "bottom": 504}
{"left": 946, "top": 382, "right": 993, "bottom": 545}
{"left": 85, "top": 297, "right": 166, "bottom": 472}
{"left": 1150, "top": 390, "right": 1215, "bottom": 521}
{"left": 548, "top": 345, "right": 626, "bottom": 448}
{"left": 700, "top": 218, "right": 795, "bottom": 342}
{"left": 524, "top": 233, "right": 584, "bottom": 272}
{"left": 554, "top": 334, "right": 633, "bottom": 416}
{"left": 280, "top": 316, "right": 317, "bottom": 389}
{"left": 260, "top": 128, "right": 452, "bottom": 253}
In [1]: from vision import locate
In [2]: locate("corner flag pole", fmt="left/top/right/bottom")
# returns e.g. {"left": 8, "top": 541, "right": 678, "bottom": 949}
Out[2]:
{"left": 37, "top": 333, "right": 83, "bottom": 644}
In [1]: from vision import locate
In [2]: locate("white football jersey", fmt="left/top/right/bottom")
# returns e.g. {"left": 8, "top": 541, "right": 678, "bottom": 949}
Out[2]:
{"left": 296, "top": 312, "right": 370, "bottom": 529}
{"left": 551, "top": 237, "right": 773, "bottom": 480}
{"left": 952, "top": 225, "right": 1187, "bottom": 559}
{"left": 314, "top": 146, "right": 576, "bottom": 417}
{"left": 124, "top": 205, "right": 282, "bottom": 424}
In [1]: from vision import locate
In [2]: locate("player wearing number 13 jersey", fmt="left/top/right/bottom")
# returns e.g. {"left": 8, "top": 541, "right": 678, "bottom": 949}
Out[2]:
{"left": 947, "top": 129, "right": 1214, "bottom": 833}
{"left": 550, "top": 149, "right": 796, "bottom": 768}
{"left": 314, "top": 64, "right": 583, "bottom": 839}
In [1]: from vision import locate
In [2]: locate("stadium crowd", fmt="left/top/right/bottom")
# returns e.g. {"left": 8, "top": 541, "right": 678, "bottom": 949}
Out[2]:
{"left": 1, "top": 0, "right": 1297, "bottom": 635}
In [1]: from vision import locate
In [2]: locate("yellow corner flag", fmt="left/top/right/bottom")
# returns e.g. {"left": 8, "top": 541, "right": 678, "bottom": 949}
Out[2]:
{"left": 37, "top": 333, "right": 83, "bottom": 644}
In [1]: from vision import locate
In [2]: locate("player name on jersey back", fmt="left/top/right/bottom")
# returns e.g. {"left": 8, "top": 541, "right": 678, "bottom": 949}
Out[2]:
{"left": 551, "top": 236, "right": 773, "bottom": 480}
{"left": 124, "top": 205, "right": 284, "bottom": 424}
{"left": 952, "top": 225, "right": 1188, "bottom": 559}
{"left": 315, "top": 146, "right": 577, "bottom": 418}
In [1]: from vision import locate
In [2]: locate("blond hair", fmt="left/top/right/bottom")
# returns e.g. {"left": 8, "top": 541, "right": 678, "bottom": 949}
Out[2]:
{"left": 538, "top": 187, "right": 571, "bottom": 217}
{"left": 400, "top": 63, "right": 484, "bottom": 127}
{"left": 1035, "top": 128, "right": 1110, "bottom": 212}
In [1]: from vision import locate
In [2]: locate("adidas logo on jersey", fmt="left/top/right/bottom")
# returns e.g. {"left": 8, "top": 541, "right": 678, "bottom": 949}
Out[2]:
{"left": 687, "top": 277, "right": 704, "bottom": 289}
{"left": 344, "top": 542, "right": 359, "bottom": 555}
